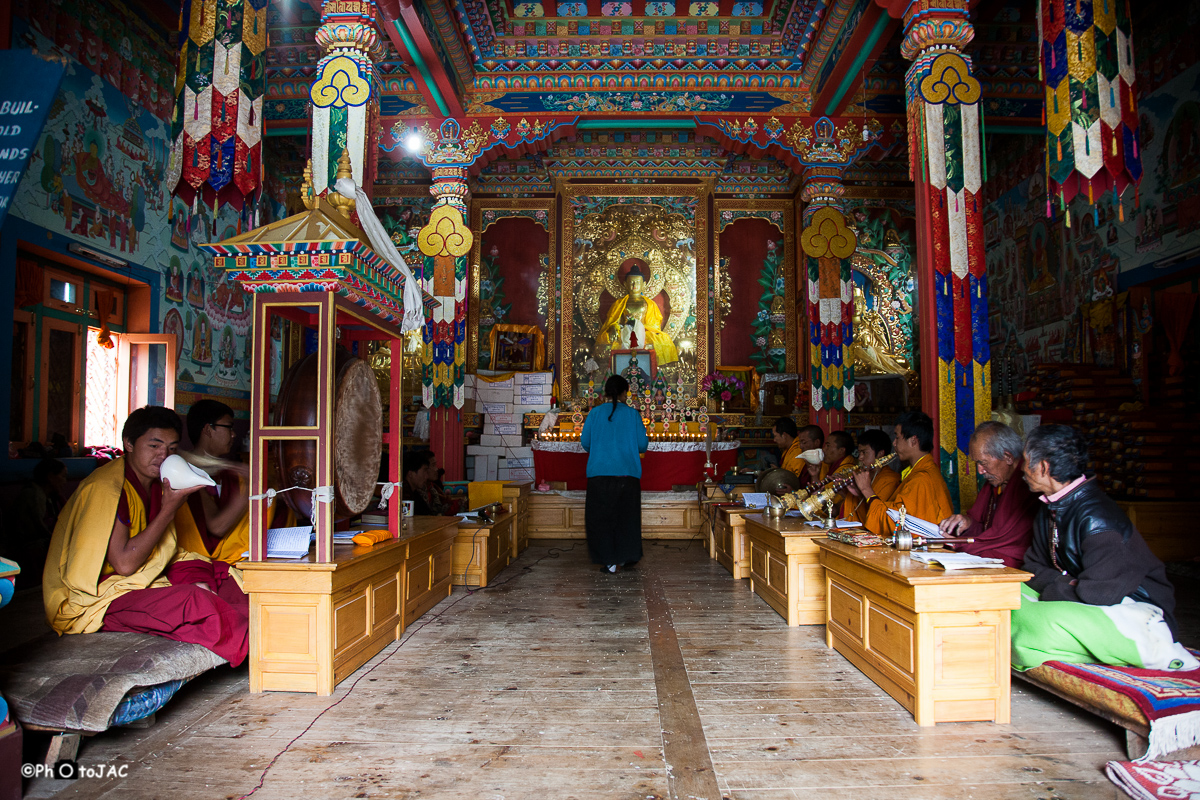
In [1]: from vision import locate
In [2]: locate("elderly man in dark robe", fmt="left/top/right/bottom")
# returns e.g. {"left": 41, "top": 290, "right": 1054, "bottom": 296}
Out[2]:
{"left": 938, "top": 421, "right": 1038, "bottom": 568}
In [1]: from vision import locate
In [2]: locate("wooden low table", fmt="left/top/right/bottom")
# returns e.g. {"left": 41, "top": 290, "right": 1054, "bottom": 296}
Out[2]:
{"left": 528, "top": 491, "right": 702, "bottom": 539}
{"left": 816, "top": 539, "right": 1031, "bottom": 726}
{"left": 743, "top": 514, "right": 829, "bottom": 625}
{"left": 712, "top": 505, "right": 759, "bottom": 579}
{"left": 453, "top": 512, "right": 514, "bottom": 587}
{"left": 240, "top": 517, "right": 460, "bottom": 696}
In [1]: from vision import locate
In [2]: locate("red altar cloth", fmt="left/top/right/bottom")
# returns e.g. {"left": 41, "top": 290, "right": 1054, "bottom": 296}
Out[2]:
{"left": 532, "top": 444, "right": 739, "bottom": 491}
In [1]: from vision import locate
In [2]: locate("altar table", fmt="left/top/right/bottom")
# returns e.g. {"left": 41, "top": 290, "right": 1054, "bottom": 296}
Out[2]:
{"left": 816, "top": 539, "right": 1031, "bottom": 726}
{"left": 531, "top": 440, "right": 739, "bottom": 491}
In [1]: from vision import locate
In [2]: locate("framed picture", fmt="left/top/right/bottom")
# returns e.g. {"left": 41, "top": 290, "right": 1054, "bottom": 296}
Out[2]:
{"left": 611, "top": 349, "right": 657, "bottom": 382}
{"left": 762, "top": 376, "right": 799, "bottom": 416}
{"left": 488, "top": 324, "right": 545, "bottom": 371}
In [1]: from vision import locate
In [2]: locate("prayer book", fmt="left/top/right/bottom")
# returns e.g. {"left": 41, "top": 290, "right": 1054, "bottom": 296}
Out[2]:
{"left": 909, "top": 552, "right": 1006, "bottom": 570}
{"left": 266, "top": 526, "right": 314, "bottom": 559}
{"left": 741, "top": 492, "right": 770, "bottom": 509}
{"left": 886, "top": 509, "right": 948, "bottom": 539}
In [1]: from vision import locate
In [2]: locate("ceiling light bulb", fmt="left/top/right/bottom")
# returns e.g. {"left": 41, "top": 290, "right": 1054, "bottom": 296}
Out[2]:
{"left": 403, "top": 131, "right": 424, "bottom": 155}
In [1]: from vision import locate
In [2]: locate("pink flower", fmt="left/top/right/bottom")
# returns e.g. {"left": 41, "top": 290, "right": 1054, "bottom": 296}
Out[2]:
{"left": 721, "top": 390, "right": 732, "bottom": 401}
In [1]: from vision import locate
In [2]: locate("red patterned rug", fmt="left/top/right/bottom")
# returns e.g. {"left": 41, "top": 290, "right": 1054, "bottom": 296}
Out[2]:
{"left": 1106, "top": 760, "right": 1200, "bottom": 799}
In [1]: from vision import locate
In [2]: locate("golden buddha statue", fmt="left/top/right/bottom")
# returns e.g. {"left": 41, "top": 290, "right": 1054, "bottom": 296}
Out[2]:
{"left": 596, "top": 258, "right": 679, "bottom": 365}
{"left": 851, "top": 285, "right": 911, "bottom": 375}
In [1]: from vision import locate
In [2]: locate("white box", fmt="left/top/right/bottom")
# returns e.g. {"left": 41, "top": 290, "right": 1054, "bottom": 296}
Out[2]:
{"left": 483, "top": 423, "right": 523, "bottom": 436}
{"left": 480, "top": 434, "right": 524, "bottom": 448}
{"left": 512, "top": 403, "right": 552, "bottom": 414}
{"left": 485, "top": 412, "right": 519, "bottom": 425}
{"left": 483, "top": 455, "right": 499, "bottom": 480}
{"left": 497, "top": 468, "right": 511, "bottom": 480}
{"left": 476, "top": 387, "right": 516, "bottom": 404}
{"left": 481, "top": 402, "right": 513, "bottom": 415}
{"left": 467, "top": 445, "right": 508, "bottom": 456}
{"left": 516, "top": 372, "right": 554, "bottom": 385}
{"left": 506, "top": 457, "right": 533, "bottom": 468}
{"left": 508, "top": 468, "right": 535, "bottom": 482}
{"left": 476, "top": 375, "right": 514, "bottom": 389}
{"left": 518, "top": 390, "right": 552, "bottom": 401}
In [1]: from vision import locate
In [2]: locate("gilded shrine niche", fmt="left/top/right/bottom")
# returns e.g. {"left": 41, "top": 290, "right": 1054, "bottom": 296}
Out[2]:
{"left": 563, "top": 197, "right": 707, "bottom": 399}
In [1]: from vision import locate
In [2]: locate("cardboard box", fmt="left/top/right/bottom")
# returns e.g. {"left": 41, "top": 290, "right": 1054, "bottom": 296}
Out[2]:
{"left": 476, "top": 387, "right": 516, "bottom": 404}
{"left": 475, "top": 375, "right": 515, "bottom": 389}
{"left": 483, "top": 422, "right": 523, "bottom": 436}
{"left": 516, "top": 372, "right": 554, "bottom": 385}
{"left": 485, "top": 412, "right": 519, "bottom": 425}
{"left": 481, "top": 402, "right": 513, "bottom": 415}
{"left": 480, "top": 433, "right": 525, "bottom": 448}
{"left": 512, "top": 403, "right": 552, "bottom": 414}
{"left": 505, "top": 457, "right": 533, "bottom": 468}
{"left": 508, "top": 468, "right": 535, "bottom": 482}
{"left": 467, "top": 445, "right": 508, "bottom": 456}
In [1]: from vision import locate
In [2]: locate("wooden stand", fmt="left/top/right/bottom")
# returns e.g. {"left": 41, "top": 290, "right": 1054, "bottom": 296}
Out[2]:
{"left": 453, "top": 512, "right": 515, "bottom": 587}
{"left": 503, "top": 481, "right": 532, "bottom": 558}
{"left": 816, "top": 539, "right": 1030, "bottom": 726}
{"left": 743, "top": 514, "right": 828, "bottom": 625}
{"left": 240, "top": 517, "right": 459, "bottom": 696}
{"left": 712, "top": 505, "right": 758, "bottom": 579}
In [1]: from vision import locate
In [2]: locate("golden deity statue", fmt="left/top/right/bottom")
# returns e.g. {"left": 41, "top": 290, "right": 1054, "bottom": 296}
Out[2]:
{"left": 595, "top": 258, "right": 679, "bottom": 365}
{"left": 851, "top": 285, "right": 911, "bottom": 375}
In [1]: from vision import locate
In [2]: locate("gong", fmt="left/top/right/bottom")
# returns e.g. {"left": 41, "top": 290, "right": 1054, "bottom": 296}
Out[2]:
{"left": 273, "top": 346, "right": 383, "bottom": 521}
{"left": 756, "top": 468, "right": 801, "bottom": 496}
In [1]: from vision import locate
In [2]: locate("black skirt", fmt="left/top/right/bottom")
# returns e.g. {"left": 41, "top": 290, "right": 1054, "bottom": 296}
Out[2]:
{"left": 585, "top": 475, "right": 643, "bottom": 566}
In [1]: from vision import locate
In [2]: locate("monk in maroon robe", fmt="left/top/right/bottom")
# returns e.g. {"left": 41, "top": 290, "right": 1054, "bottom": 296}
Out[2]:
{"left": 939, "top": 421, "right": 1038, "bottom": 568}
{"left": 43, "top": 406, "right": 249, "bottom": 666}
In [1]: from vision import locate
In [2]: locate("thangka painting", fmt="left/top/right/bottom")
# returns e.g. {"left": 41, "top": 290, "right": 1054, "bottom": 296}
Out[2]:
{"left": 561, "top": 185, "right": 708, "bottom": 400}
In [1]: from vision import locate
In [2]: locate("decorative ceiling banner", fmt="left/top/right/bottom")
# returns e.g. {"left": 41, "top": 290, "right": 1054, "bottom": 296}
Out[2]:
{"left": 169, "top": 0, "right": 269, "bottom": 217}
{"left": 1038, "top": 0, "right": 1142, "bottom": 210}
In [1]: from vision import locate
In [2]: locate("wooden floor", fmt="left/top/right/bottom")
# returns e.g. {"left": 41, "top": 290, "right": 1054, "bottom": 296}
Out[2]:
{"left": 20, "top": 539, "right": 1185, "bottom": 800}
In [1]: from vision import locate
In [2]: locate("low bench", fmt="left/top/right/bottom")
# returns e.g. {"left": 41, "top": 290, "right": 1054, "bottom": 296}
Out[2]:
{"left": 0, "top": 632, "right": 225, "bottom": 763}
{"left": 1014, "top": 652, "right": 1200, "bottom": 761}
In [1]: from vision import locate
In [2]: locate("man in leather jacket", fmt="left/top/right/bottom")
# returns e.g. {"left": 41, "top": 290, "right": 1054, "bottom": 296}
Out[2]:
{"left": 1012, "top": 424, "right": 1189, "bottom": 670}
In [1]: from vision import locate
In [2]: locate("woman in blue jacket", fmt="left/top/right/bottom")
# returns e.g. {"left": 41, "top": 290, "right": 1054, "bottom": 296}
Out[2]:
{"left": 580, "top": 375, "right": 649, "bottom": 573}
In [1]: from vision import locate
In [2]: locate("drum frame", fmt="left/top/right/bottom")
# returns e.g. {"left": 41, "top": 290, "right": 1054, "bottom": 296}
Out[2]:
{"left": 247, "top": 292, "right": 404, "bottom": 562}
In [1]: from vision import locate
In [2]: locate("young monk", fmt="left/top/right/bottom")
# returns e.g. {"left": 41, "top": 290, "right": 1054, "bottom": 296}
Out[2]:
{"left": 174, "top": 399, "right": 250, "bottom": 565}
{"left": 846, "top": 410, "right": 953, "bottom": 536}
{"left": 42, "top": 406, "right": 248, "bottom": 665}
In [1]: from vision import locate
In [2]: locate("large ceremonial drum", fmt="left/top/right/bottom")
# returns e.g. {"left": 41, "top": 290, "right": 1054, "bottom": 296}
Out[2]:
{"left": 273, "top": 346, "right": 383, "bottom": 521}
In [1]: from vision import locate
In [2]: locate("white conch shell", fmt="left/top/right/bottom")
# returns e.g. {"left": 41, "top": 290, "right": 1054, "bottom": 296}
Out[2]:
{"left": 800, "top": 449, "right": 825, "bottom": 466}
{"left": 159, "top": 454, "right": 217, "bottom": 489}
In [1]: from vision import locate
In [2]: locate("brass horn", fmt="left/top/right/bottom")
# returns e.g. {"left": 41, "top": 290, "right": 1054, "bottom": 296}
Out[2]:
{"left": 788, "top": 452, "right": 899, "bottom": 521}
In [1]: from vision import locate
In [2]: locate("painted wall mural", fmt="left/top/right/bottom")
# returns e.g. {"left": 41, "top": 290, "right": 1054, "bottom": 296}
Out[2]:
{"left": 8, "top": 19, "right": 252, "bottom": 415}
{"left": 984, "top": 59, "right": 1200, "bottom": 387}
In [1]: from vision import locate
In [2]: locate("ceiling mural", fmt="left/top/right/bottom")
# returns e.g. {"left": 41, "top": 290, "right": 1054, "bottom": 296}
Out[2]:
{"left": 250, "top": 0, "right": 1043, "bottom": 193}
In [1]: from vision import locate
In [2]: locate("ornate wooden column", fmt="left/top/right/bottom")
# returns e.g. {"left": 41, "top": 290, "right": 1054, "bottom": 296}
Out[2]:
{"left": 790, "top": 117, "right": 877, "bottom": 434}
{"left": 410, "top": 120, "right": 481, "bottom": 481}
{"left": 308, "top": 0, "right": 384, "bottom": 195}
{"left": 800, "top": 164, "right": 856, "bottom": 433}
{"left": 889, "top": 0, "right": 989, "bottom": 511}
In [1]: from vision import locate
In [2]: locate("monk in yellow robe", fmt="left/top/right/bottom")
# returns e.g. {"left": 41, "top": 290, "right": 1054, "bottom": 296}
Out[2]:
{"left": 774, "top": 419, "right": 824, "bottom": 486}
{"left": 805, "top": 431, "right": 857, "bottom": 516}
{"left": 844, "top": 429, "right": 902, "bottom": 523}
{"left": 596, "top": 259, "right": 678, "bottom": 365}
{"left": 43, "top": 406, "right": 249, "bottom": 665}
{"left": 175, "top": 399, "right": 250, "bottom": 565}
{"left": 847, "top": 411, "right": 953, "bottom": 536}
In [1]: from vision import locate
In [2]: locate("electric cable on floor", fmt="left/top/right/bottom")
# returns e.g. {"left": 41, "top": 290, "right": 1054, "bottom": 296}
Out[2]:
{"left": 235, "top": 541, "right": 575, "bottom": 798}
